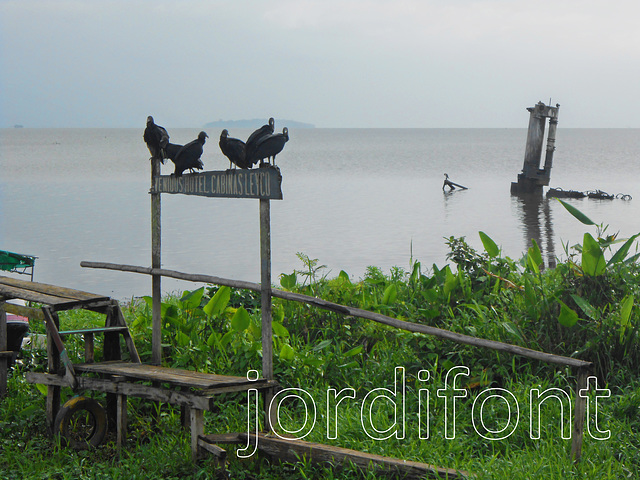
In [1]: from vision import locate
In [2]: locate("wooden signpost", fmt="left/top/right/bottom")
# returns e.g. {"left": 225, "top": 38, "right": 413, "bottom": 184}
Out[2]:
{"left": 149, "top": 162, "right": 283, "bottom": 421}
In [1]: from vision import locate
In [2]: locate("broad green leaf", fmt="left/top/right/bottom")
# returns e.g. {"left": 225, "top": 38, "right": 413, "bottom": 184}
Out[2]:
{"left": 164, "top": 305, "right": 179, "bottom": 322}
{"left": 479, "top": 231, "right": 500, "bottom": 257}
{"left": 409, "top": 261, "right": 421, "bottom": 284}
{"left": 608, "top": 233, "right": 640, "bottom": 266}
{"left": 381, "top": 284, "right": 398, "bottom": 305}
{"left": 219, "top": 330, "right": 234, "bottom": 348}
{"left": 230, "top": 306, "right": 251, "bottom": 332}
{"left": 620, "top": 294, "right": 634, "bottom": 327}
{"left": 619, "top": 295, "right": 635, "bottom": 342}
{"left": 272, "top": 321, "right": 290, "bottom": 338}
{"left": 338, "top": 270, "right": 351, "bottom": 284}
{"left": 527, "top": 239, "right": 543, "bottom": 271}
{"left": 203, "top": 286, "right": 231, "bottom": 317}
{"left": 558, "top": 301, "right": 579, "bottom": 328}
{"left": 570, "top": 294, "right": 597, "bottom": 321}
{"left": 207, "top": 332, "right": 218, "bottom": 348}
{"left": 443, "top": 266, "right": 458, "bottom": 296}
{"left": 35, "top": 383, "right": 48, "bottom": 396}
{"left": 279, "top": 343, "right": 296, "bottom": 361}
{"left": 302, "top": 356, "right": 324, "bottom": 367}
{"left": 279, "top": 272, "right": 297, "bottom": 289}
{"left": 343, "top": 345, "right": 363, "bottom": 357}
{"left": 557, "top": 199, "right": 596, "bottom": 225}
{"left": 180, "top": 287, "right": 204, "bottom": 310}
{"left": 176, "top": 331, "right": 191, "bottom": 347}
{"left": 582, "top": 233, "right": 606, "bottom": 276}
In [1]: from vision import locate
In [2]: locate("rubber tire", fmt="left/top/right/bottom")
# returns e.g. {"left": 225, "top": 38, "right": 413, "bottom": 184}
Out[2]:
{"left": 54, "top": 396, "right": 108, "bottom": 449}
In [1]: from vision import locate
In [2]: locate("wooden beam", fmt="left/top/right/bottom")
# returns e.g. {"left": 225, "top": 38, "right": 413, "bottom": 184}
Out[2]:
{"left": 0, "top": 276, "right": 107, "bottom": 302}
{"left": 571, "top": 366, "right": 590, "bottom": 462}
{"left": 0, "top": 305, "right": 7, "bottom": 399}
{"left": 80, "top": 261, "right": 592, "bottom": 369}
{"left": 208, "top": 432, "right": 470, "bottom": 479}
{"left": 26, "top": 372, "right": 213, "bottom": 410}
{"left": 151, "top": 156, "right": 162, "bottom": 366}
{"left": 1, "top": 302, "right": 44, "bottom": 321}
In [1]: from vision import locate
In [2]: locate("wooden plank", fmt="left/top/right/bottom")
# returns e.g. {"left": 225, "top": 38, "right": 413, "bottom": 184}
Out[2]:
{"left": 200, "top": 433, "right": 243, "bottom": 445}
{"left": 72, "top": 362, "right": 264, "bottom": 389}
{"left": 572, "top": 366, "right": 590, "bottom": 462}
{"left": 199, "top": 379, "right": 279, "bottom": 396}
{"left": 190, "top": 408, "right": 204, "bottom": 461}
{"left": 84, "top": 332, "right": 95, "bottom": 363}
{"left": 151, "top": 167, "right": 283, "bottom": 200}
{"left": 1, "top": 302, "right": 44, "bottom": 321}
{"left": 225, "top": 433, "right": 470, "bottom": 479}
{"left": 0, "top": 275, "right": 108, "bottom": 302}
{"left": 198, "top": 437, "right": 227, "bottom": 460}
{"left": 0, "top": 283, "right": 75, "bottom": 305}
{"left": 0, "top": 306, "right": 7, "bottom": 399}
{"left": 80, "top": 262, "right": 593, "bottom": 369}
{"left": 26, "top": 372, "right": 213, "bottom": 410}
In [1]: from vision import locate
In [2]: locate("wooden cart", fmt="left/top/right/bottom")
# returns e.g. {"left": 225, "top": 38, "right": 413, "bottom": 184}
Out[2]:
{"left": 0, "top": 275, "right": 277, "bottom": 460}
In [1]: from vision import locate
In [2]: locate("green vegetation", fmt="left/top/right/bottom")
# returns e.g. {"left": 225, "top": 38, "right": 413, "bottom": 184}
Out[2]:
{"left": 1, "top": 201, "right": 639, "bottom": 478}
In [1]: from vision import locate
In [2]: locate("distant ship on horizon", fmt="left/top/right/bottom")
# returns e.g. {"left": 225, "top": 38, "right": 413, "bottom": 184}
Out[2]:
{"left": 14, "top": 124, "right": 23, "bottom": 128}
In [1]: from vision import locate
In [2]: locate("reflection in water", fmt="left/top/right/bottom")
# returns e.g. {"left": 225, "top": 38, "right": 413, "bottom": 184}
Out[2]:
{"left": 512, "top": 193, "right": 556, "bottom": 268}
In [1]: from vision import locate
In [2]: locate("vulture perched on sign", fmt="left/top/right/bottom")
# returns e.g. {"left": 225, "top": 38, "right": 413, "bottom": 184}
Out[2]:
{"left": 219, "top": 130, "right": 250, "bottom": 169}
{"left": 245, "top": 117, "right": 275, "bottom": 160}
{"left": 247, "top": 127, "right": 289, "bottom": 166}
{"left": 143, "top": 116, "right": 170, "bottom": 163}
{"left": 172, "top": 131, "right": 208, "bottom": 177}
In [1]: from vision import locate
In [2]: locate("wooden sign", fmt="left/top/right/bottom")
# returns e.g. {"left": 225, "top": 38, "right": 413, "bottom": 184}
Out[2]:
{"left": 151, "top": 166, "right": 283, "bottom": 200}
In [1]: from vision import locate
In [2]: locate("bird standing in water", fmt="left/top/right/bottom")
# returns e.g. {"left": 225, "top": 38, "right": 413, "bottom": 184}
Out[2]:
{"left": 143, "top": 116, "right": 170, "bottom": 163}
{"left": 173, "top": 131, "right": 208, "bottom": 177}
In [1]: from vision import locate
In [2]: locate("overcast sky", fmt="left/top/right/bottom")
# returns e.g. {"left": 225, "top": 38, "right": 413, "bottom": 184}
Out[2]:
{"left": 1, "top": 0, "right": 639, "bottom": 128}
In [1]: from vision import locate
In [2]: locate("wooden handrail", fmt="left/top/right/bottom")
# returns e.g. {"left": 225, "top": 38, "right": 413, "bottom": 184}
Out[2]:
{"left": 80, "top": 261, "right": 592, "bottom": 369}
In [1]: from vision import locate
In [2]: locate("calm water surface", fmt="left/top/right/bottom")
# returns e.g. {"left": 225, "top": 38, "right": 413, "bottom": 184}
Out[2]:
{"left": 1, "top": 128, "right": 639, "bottom": 299}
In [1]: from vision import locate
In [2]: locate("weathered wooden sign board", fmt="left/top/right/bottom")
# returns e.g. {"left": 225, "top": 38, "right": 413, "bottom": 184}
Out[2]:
{"left": 150, "top": 166, "right": 283, "bottom": 200}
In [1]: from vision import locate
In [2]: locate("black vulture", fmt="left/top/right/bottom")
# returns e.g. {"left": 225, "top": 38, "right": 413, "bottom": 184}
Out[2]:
{"left": 245, "top": 117, "right": 275, "bottom": 160}
{"left": 143, "top": 116, "right": 170, "bottom": 163}
{"left": 173, "top": 131, "right": 208, "bottom": 177}
{"left": 219, "top": 130, "right": 250, "bottom": 169}
{"left": 164, "top": 142, "right": 183, "bottom": 163}
{"left": 247, "top": 127, "right": 289, "bottom": 166}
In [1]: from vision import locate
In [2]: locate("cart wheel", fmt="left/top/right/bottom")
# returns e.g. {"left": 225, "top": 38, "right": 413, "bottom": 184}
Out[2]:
{"left": 54, "top": 396, "right": 108, "bottom": 449}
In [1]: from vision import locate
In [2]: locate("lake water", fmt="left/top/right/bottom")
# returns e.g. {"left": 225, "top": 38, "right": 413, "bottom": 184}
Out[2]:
{"left": 1, "top": 128, "right": 639, "bottom": 300}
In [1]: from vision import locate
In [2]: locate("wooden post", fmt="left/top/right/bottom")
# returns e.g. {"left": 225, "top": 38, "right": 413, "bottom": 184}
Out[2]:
{"left": 190, "top": 408, "right": 204, "bottom": 462}
{"left": 151, "top": 157, "right": 162, "bottom": 365}
{"left": 571, "top": 366, "right": 589, "bottom": 462}
{"left": 0, "top": 304, "right": 7, "bottom": 399}
{"left": 259, "top": 197, "right": 275, "bottom": 431}
{"left": 45, "top": 308, "right": 61, "bottom": 434}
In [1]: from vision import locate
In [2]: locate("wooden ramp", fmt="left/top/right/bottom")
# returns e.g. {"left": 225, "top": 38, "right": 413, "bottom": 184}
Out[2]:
{"left": 200, "top": 432, "right": 470, "bottom": 479}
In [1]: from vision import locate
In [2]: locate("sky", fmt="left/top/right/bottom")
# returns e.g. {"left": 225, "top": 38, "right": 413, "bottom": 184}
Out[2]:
{"left": 1, "top": 0, "right": 639, "bottom": 128}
